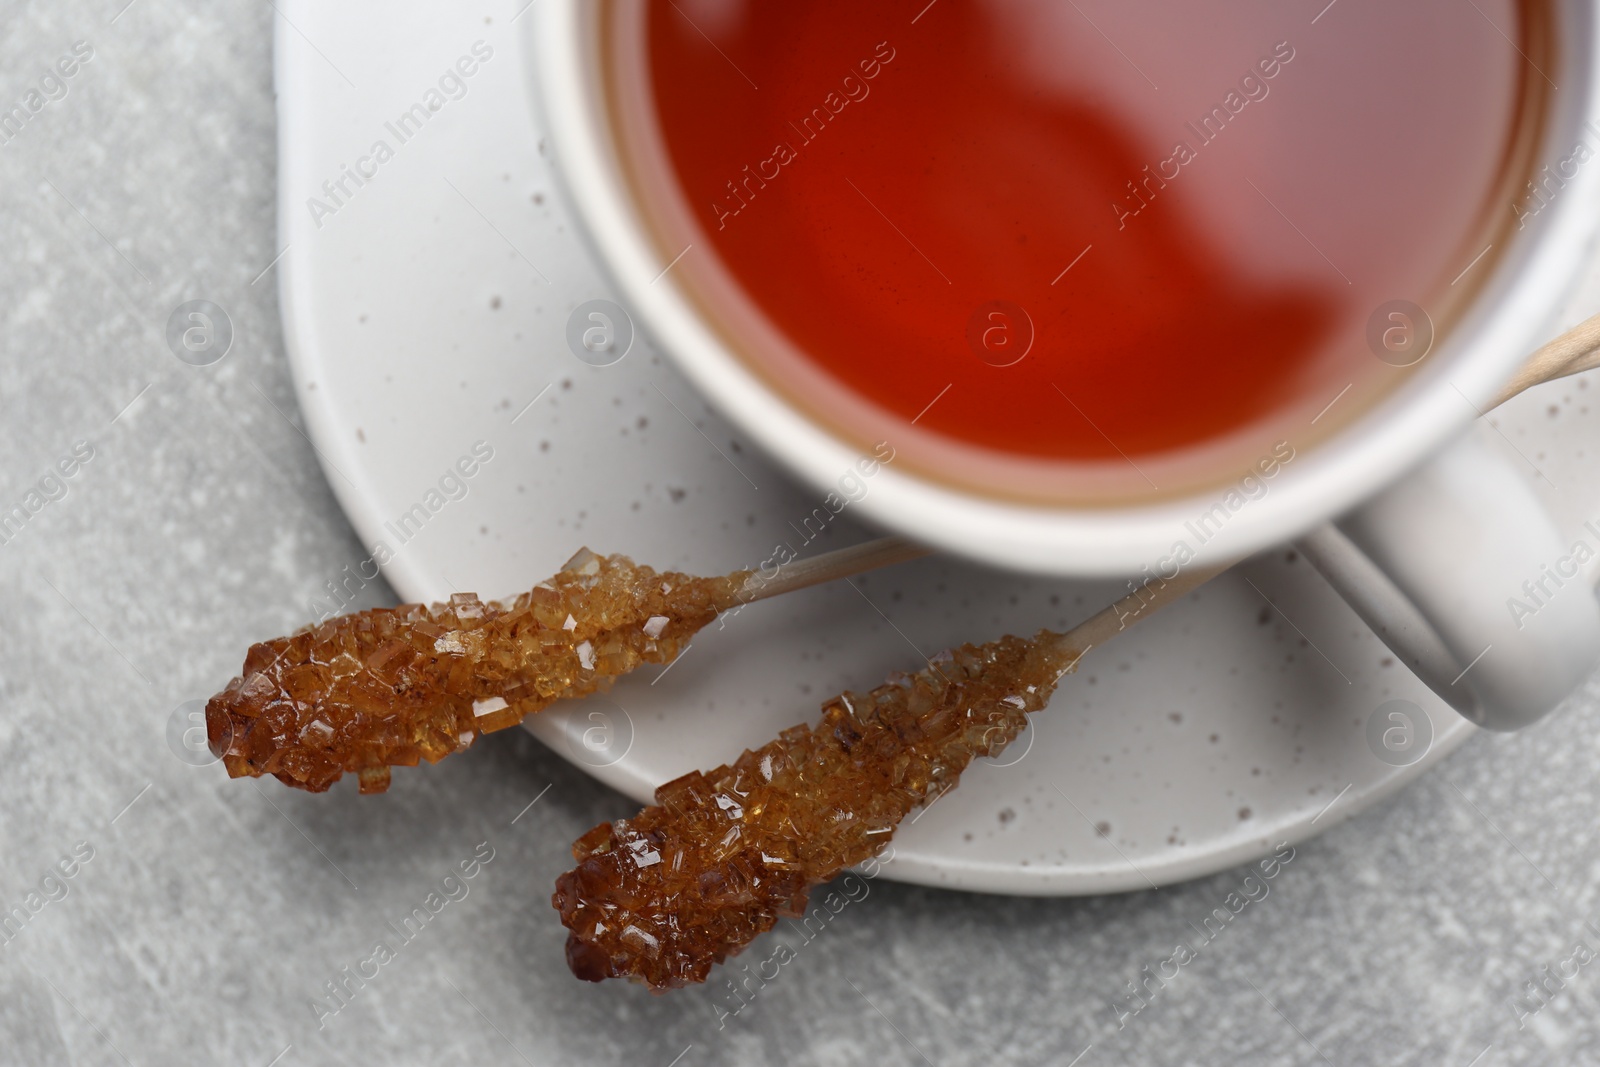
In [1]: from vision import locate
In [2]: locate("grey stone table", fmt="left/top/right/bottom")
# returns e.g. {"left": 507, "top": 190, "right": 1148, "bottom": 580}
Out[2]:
{"left": 3, "top": 2, "right": 1600, "bottom": 1064}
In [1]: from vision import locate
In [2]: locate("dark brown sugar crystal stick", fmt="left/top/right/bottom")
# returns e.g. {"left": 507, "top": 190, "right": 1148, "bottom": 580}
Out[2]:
{"left": 552, "top": 564, "right": 1221, "bottom": 990}
{"left": 205, "top": 539, "right": 928, "bottom": 794}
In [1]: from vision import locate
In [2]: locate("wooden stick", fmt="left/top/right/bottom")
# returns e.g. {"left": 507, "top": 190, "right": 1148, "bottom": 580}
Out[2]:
{"left": 1492, "top": 308, "right": 1600, "bottom": 408}
{"left": 1047, "top": 563, "right": 1227, "bottom": 665}
{"left": 722, "top": 535, "right": 932, "bottom": 606}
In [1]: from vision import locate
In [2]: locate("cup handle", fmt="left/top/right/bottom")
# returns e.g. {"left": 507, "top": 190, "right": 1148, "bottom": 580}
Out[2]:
{"left": 1322, "top": 426, "right": 1600, "bottom": 730}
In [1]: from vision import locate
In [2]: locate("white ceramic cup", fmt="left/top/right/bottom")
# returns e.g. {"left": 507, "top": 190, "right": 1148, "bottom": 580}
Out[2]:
{"left": 529, "top": 1, "right": 1600, "bottom": 729}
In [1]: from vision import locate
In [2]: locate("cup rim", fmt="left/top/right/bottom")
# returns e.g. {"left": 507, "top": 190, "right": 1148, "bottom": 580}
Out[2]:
{"left": 529, "top": 0, "right": 1600, "bottom": 576}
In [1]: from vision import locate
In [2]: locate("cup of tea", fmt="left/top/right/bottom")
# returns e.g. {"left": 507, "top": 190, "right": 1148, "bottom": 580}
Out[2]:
{"left": 529, "top": 0, "right": 1600, "bottom": 728}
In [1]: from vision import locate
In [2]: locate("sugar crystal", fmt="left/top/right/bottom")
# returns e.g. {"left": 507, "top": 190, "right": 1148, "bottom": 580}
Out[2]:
{"left": 552, "top": 628, "right": 1076, "bottom": 989}
{"left": 206, "top": 552, "right": 742, "bottom": 793}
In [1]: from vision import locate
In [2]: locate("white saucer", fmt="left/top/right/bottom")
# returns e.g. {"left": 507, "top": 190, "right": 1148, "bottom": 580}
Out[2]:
{"left": 273, "top": 0, "right": 1600, "bottom": 894}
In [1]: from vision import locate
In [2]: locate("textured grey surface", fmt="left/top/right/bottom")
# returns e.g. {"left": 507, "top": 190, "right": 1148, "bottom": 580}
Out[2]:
{"left": 3, "top": 2, "right": 1600, "bottom": 1065}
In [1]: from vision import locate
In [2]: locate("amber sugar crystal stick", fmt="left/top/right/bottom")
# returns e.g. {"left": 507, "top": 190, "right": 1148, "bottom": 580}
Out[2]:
{"left": 206, "top": 538, "right": 928, "bottom": 794}
{"left": 552, "top": 563, "right": 1222, "bottom": 990}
